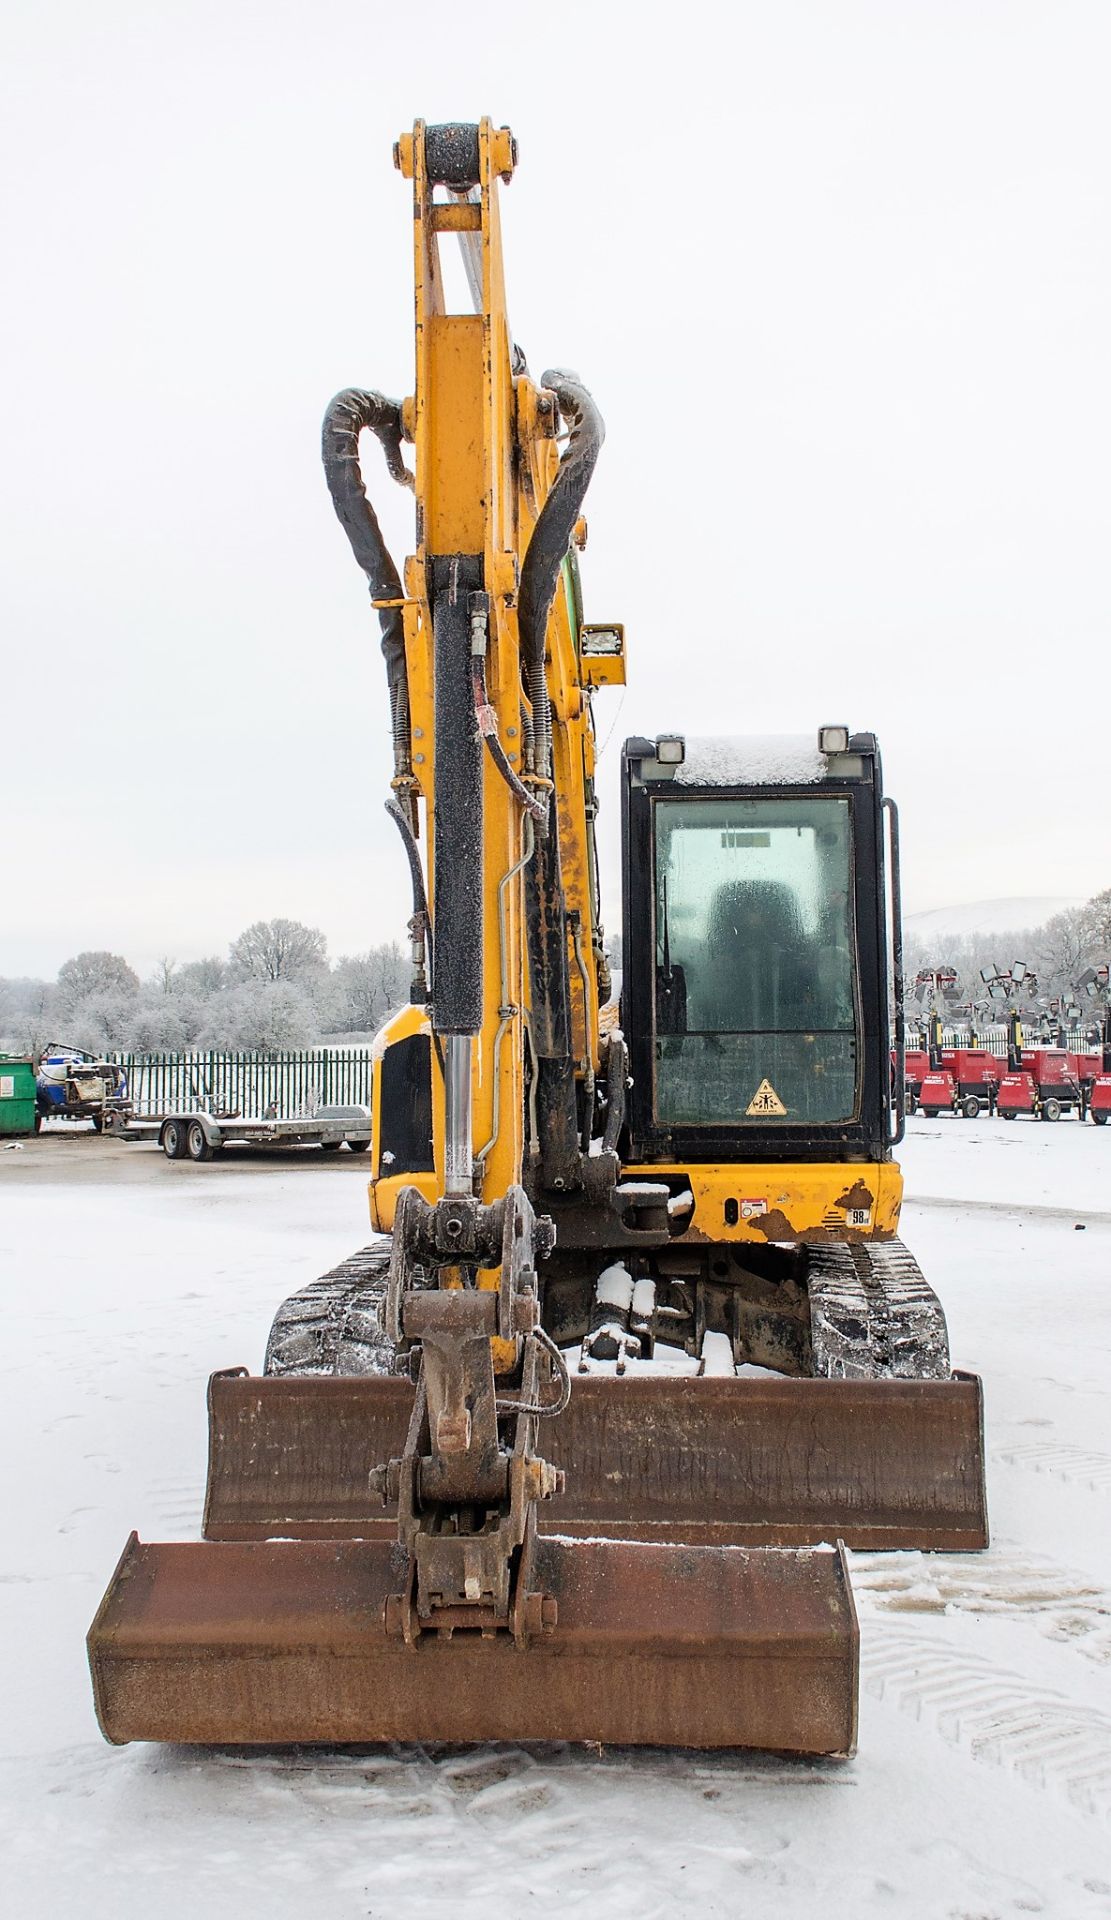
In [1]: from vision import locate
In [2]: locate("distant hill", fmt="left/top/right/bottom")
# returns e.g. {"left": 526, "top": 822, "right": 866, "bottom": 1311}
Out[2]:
{"left": 905, "top": 896, "right": 1083, "bottom": 941}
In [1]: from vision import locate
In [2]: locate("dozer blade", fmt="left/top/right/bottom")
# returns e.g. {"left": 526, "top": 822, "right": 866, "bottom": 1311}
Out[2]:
{"left": 88, "top": 1531, "right": 858, "bottom": 1753}
{"left": 202, "top": 1367, "right": 988, "bottom": 1551}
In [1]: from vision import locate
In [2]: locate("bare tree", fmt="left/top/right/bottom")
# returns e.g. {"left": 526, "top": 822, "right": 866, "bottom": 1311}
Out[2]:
{"left": 176, "top": 956, "right": 229, "bottom": 997}
{"left": 0, "top": 977, "right": 57, "bottom": 1055}
{"left": 57, "top": 951, "right": 140, "bottom": 1005}
{"left": 331, "top": 944, "right": 408, "bottom": 1032}
{"left": 1082, "top": 888, "right": 1111, "bottom": 952}
{"left": 1034, "top": 908, "right": 1092, "bottom": 996}
{"left": 195, "top": 980, "right": 318, "bottom": 1050}
{"left": 123, "top": 998, "right": 189, "bottom": 1051}
{"left": 228, "top": 918, "right": 329, "bottom": 984}
{"left": 61, "top": 989, "right": 137, "bottom": 1052}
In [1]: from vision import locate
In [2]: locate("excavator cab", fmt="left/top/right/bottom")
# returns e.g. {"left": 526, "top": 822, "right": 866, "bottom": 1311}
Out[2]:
{"left": 623, "top": 731, "right": 892, "bottom": 1157}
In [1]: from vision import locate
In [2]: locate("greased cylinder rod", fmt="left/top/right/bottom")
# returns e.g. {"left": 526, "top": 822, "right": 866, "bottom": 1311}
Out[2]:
{"left": 444, "top": 1034, "right": 473, "bottom": 1196}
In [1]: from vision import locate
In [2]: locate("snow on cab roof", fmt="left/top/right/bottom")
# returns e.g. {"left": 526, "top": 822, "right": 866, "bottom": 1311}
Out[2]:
{"left": 672, "top": 735, "right": 827, "bottom": 787}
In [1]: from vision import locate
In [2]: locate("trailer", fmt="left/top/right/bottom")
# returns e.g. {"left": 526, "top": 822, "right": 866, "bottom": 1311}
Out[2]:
{"left": 104, "top": 1103, "right": 371, "bottom": 1161}
{"left": 996, "top": 1049, "right": 1081, "bottom": 1122}
{"left": 942, "top": 1046, "right": 1001, "bottom": 1119}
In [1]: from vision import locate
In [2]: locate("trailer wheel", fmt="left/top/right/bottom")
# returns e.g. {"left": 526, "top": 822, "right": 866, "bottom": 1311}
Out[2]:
{"left": 187, "top": 1119, "right": 215, "bottom": 1161}
{"left": 1041, "top": 1098, "right": 1062, "bottom": 1123}
{"left": 962, "top": 1096, "right": 982, "bottom": 1119}
{"left": 922, "top": 1108, "right": 938, "bottom": 1119}
{"left": 1093, "top": 1111, "right": 1108, "bottom": 1125}
{"left": 319, "top": 1141, "right": 342, "bottom": 1153}
{"left": 162, "top": 1118, "right": 188, "bottom": 1159}
{"left": 346, "top": 1138, "right": 370, "bottom": 1153}
{"left": 1000, "top": 1111, "right": 1015, "bottom": 1120}
{"left": 90, "top": 1112, "right": 103, "bottom": 1133}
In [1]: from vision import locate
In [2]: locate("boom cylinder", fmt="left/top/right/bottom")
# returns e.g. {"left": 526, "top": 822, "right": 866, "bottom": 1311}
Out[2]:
{"left": 431, "top": 559, "right": 485, "bottom": 1038}
{"left": 430, "top": 558, "right": 485, "bottom": 1193}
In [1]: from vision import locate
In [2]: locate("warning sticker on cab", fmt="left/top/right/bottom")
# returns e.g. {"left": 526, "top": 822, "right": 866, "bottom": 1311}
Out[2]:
{"left": 745, "top": 1078, "right": 787, "bottom": 1117}
{"left": 739, "top": 1198, "right": 768, "bottom": 1220}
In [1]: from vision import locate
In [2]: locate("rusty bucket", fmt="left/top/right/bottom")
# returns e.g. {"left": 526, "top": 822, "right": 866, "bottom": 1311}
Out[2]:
{"left": 88, "top": 1365, "right": 986, "bottom": 1753}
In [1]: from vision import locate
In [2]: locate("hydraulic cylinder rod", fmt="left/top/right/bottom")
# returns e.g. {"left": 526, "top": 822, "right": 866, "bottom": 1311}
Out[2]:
{"left": 444, "top": 1034, "right": 473, "bottom": 1197}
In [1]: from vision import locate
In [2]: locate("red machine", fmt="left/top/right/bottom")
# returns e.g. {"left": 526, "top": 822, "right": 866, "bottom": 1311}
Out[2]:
{"left": 912, "top": 1016, "right": 1000, "bottom": 1119}
{"left": 902, "top": 1047, "right": 929, "bottom": 1111}
{"left": 1089, "top": 1077, "right": 1111, "bottom": 1125}
{"left": 1069, "top": 1051, "right": 1102, "bottom": 1117}
{"left": 915, "top": 1012, "right": 957, "bottom": 1118}
{"left": 916, "top": 1064, "right": 957, "bottom": 1118}
{"left": 997, "top": 1048, "right": 1081, "bottom": 1122}
{"left": 942, "top": 1047, "right": 999, "bottom": 1119}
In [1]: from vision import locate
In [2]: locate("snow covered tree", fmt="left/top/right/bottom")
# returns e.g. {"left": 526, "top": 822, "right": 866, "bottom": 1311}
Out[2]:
{"left": 57, "top": 951, "right": 139, "bottom": 1006}
{"left": 151, "top": 956, "right": 177, "bottom": 995}
{"left": 1034, "top": 908, "right": 1092, "bottom": 997}
{"left": 330, "top": 944, "right": 408, "bottom": 1032}
{"left": 0, "top": 977, "right": 57, "bottom": 1054}
{"left": 228, "top": 919, "right": 328, "bottom": 984}
{"left": 195, "top": 979, "right": 319, "bottom": 1050}
{"left": 1081, "top": 888, "right": 1111, "bottom": 953}
{"left": 51, "top": 952, "right": 140, "bottom": 1051}
{"left": 175, "top": 955, "right": 229, "bottom": 997}
{"left": 62, "top": 989, "right": 138, "bottom": 1052}
{"left": 122, "top": 998, "right": 190, "bottom": 1052}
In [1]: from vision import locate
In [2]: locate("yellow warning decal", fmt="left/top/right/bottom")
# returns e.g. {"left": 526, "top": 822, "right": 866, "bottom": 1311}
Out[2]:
{"left": 746, "top": 1078, "right": 787, "bottom": 1117}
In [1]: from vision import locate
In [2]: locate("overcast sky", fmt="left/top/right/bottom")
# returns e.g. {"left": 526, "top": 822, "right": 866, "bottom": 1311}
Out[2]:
{"left": 3, "top": 0, "right": 1108, "bottom": 978}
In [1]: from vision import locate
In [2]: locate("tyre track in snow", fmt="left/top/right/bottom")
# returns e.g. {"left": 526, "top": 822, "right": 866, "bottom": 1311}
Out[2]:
{"left": 993, "top": 1438, "right": 1111, "bottom": 1493}
{"left": 854, "top": 1547, "right": 1111, "bottom": 1666}
{"left": 862, "top": 1627, "right": 1111, "bottom": 1822}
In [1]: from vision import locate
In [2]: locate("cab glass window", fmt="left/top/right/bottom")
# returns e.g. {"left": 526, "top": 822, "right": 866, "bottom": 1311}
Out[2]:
{"left": 653, "top": 795, "right": 858, "bottom": 1125}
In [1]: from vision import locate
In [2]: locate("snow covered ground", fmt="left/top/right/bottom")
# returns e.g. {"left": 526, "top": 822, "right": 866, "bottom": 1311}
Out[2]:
{"left": 2, "top": 1123, "right": 1110, "bottom": 1919}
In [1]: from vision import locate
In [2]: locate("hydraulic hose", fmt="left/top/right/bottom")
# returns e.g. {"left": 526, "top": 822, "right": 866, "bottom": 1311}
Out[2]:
{"left": 471, "top": 653, "right": 549, "bottom": 825}
{"left": 517, "top": 370, "right": 604, "bottom": 794}
{"left": 385, "top": 794, "right": 431, "bottom": 1006}
{"left": 322, "top": 389, "right": 414, "bottom": 770}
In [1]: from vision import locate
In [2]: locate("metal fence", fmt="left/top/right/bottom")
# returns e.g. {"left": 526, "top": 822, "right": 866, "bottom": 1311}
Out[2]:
{"left": 109, "top": 1049, "right": 375, "bottom": 1118}
{"left": 935, "top": 1027, "right": 1094, "bottom": 1056}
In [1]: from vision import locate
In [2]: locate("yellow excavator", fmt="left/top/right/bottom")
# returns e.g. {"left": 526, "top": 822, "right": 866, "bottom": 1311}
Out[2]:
{"left": 88, "top": 120, "right": 987, "bottom": 1755}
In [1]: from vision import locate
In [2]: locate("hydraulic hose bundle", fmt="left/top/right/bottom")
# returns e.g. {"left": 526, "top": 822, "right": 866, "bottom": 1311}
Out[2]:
{"left": 321, "top": 388, "right": 413, "bottom": 778}
{"left": 517, "top": 370, "right": 605, "bottom": 792}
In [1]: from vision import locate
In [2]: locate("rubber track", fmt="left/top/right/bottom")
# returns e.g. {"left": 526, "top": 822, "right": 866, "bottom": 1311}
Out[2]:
{"left": 264, "top": 1234, "right": 952, "bottom": 1384}
{"left": 805, "top": 1238, "right": 951, "bottom": 1381}
{"left": 263, "top": 1241, "right": 396, "bottom": 1377}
